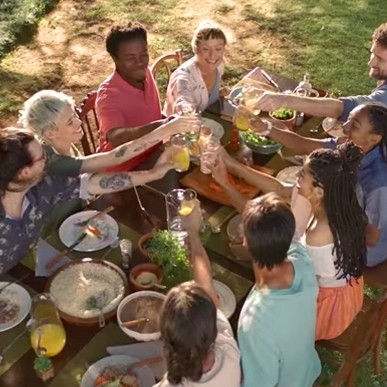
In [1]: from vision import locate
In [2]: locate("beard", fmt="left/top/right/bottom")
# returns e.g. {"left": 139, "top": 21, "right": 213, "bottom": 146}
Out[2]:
{"left": 369, "top": 68, "right": 387, "bottom": 81}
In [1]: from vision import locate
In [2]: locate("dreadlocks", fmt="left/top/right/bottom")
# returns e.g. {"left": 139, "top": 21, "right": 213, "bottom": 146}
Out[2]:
{"left": 363, "top": 102, "right": 387, "bottom": 163}
{"left": 308, "top": 141, "right": 368, "bottom": 279}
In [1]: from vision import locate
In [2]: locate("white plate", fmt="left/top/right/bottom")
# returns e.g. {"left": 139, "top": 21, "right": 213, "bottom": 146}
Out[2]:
{"left": 322, "top": 117, "right": 344, "bottom": 138}
{"left": 201, "top": 117, "right": 224, "bottom": 140}
{"left": 226, "top": 215, "right": 243, "bottom": 244}
{"left": 276, "top": 166, "right": 302, "bottom": 185}
{"left": 59, "top": 211, "right": 119, "bottom": 252}
{"left": 213, "top": 280, "right": 236, "bottom": 319}
{"left": 81, "top": 355, "right": 155, "bottom": 387}
{"left": 0, "top": 282, "right": 31, "bottom": 332}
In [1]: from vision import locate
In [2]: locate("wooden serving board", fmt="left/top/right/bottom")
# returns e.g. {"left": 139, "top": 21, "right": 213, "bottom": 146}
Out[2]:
{"left": 180, "top": 166, "right": 275, "bottom": 206}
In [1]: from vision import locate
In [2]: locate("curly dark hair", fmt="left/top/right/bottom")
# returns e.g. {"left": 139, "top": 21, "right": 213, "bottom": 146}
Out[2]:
{"left": 308, "top": 141, "right": 367, "bottom": 279}
{"left": 160, "top": 282, "right": 217, "bottom": 384}
{"left": 372, "top": 23, "right": 387, "bottom": 49}
{"left": 105, "top": 22, "right": 147, "bottom": 57}
{"left": 243, "top": 193, "right": 295, "bottom": 270}
{"left": 361, "top": 102, "right": 387, "bottom": 162}
{"left": 0, "top": 127, "right": 35, "bottom": 196}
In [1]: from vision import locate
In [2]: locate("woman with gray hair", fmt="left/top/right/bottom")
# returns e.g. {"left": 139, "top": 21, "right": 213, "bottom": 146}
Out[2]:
{"left": 164, "top": 20, "right": 227, "bottom": 116}
{"left": 20, "top": 89, "right": 198, "bottom": 176}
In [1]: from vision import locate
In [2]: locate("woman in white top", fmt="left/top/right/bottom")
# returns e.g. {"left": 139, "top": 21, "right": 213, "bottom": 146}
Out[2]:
{"left": 164, "top": 21, "right": 227, "bottom": 116}
{"left": 212, "top": 141, "right": 367, "bottom": 340}
{"left": 155, "top": 281, "right": 240, "bottom": 387}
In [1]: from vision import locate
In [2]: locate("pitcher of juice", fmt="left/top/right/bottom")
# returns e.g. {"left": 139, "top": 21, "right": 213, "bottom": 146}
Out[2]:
{"left": 171, "top": 134, "right": 190, "bottom": 172}
{"left": 30, "top": 293, "right": 66, "bottom": 357}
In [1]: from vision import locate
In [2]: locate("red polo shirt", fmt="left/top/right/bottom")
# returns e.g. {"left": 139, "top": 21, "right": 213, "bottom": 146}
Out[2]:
{"left": 96, "top": 68, "right": 162, "bottom": 171}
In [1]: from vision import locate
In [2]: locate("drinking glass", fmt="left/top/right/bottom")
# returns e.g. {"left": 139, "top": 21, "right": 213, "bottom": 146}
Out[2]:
{"left": 198, "top": 126, "right": 213, "bottom": 151}
{"left": 200, "top": 137, "right": 221, "bottom": 175}
{"left": 170, "top": 134, "right": 190, "bottom": 172}
{"left": 166, "top": 189, "right": 197, "bottom": 244}
{"left": 30, "top": 293, "right": 66, "bottom": 357}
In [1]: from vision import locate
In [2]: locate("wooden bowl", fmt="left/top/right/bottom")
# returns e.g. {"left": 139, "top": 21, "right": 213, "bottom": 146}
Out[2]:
{"left": 45, "top": 258, "right": 129, "bottom": 326}
{"left": 129, "top": 263, "right": 163, "bottom": 292}
{"left": 137, "top": 232, "right": 153, "bottom": 258}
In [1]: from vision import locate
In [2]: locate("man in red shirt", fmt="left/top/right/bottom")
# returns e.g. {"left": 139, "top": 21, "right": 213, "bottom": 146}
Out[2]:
{"left": 96, "top": 22, "right": 165, "bottom": 171}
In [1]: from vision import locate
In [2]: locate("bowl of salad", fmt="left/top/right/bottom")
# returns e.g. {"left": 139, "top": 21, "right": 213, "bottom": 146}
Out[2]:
{"left": 238, "top": 129, "right": 282, "bottom": 155}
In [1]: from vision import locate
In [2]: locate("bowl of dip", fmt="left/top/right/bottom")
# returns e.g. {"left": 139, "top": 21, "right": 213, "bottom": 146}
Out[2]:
{"left": 129, "top": 263, "right": 164, "bottom": 292}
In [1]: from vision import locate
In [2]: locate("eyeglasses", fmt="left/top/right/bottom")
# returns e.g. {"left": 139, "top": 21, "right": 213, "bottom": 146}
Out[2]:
{"left": 32, "top": 150, "right": 47, "bottom": 164}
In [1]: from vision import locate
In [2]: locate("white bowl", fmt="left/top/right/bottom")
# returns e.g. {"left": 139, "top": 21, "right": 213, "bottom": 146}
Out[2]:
{"left": 117, "top": 291, "right": 165, "bottom": 342}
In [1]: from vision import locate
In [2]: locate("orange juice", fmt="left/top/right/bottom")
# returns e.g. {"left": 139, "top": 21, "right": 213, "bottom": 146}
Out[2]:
{"left": 172, "top": 148, "right": 190, "bottom": 172}
{"left": 235, "top": 112, "right": 250, "bottom": 131}
{"left": 30, "top": 323, "right": 66, "bottom": 357}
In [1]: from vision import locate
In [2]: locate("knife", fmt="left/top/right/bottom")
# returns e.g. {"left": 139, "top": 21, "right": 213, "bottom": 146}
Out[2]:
{"left": 260, "top": 69, "right": 281, "bottom": 91}
{"left": 45, "top": 231, "right": 88, "bottom": 271}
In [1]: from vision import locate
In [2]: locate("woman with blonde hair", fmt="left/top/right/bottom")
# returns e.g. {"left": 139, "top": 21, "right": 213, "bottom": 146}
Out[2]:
{"left": 20, "top": 89, "right": 198, "bottom": 176}
{"left": 164, "top": 20, "right": 227, "bottom": 115}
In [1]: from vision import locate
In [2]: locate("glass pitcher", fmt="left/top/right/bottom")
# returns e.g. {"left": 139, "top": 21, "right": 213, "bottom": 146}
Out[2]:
{"left": 30, "top": 293, "right": 66, "bottom": 357}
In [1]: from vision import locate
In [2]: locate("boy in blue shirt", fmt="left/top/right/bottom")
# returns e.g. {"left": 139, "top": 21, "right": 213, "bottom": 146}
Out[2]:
{"left": 238, "top": 193, "right": 321, "bottom": 387}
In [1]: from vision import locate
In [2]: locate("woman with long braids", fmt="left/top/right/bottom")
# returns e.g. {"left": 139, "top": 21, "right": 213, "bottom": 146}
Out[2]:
{"left": 212, "top": 141, "right": 367, "bottom": 339}
{"left": 246, "top": 102, "right": 387, "bottom": 267}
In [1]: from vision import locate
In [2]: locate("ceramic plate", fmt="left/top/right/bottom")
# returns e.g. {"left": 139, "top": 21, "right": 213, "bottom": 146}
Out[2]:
{"left": 59, "top": 211, "right": 119, "bottom": 252}
{"left": 226, "top": 215, "right": 244, "bottom": 244}
{"left": 213, "top": 280, "right": 236, "bottom": 319}
{"left": 81, "top": 355, "right": 155, "bottom": 387}
{"left": 201, "top": 117, "right": 224, "bottom": 140}
{"left": 276, "top": 166, "right": 302, "bottom": 185}
{"left": 0, "top": 282, "right": 31, "bottom": 332}
{"left": 322, "top": 117, "right": 344, "bottom": 138}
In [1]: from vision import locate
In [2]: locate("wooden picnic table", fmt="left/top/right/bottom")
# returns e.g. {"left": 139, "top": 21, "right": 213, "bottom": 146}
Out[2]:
{"left": 0, "top": 68, "right": 328, "bottom": 387}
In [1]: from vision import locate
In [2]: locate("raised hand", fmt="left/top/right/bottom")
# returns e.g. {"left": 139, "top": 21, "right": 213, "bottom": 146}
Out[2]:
{"left": 253, "top": 91, "right": 286, "bottom": 112}
{"left": 166, "top": 116, "right": 201, "bottom": 136}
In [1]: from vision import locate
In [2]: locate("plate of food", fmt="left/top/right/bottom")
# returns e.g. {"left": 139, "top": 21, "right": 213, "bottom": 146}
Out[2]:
{"left": 213, "top": 280, "right": 236, "bottom": 319}
{"left": 322, "top": 117, "right": 345, "bottom": 138}
{"left": 81, "top": 355, "right": 155, "bottom": 387}
{"left": 0, "top": 282, "right": 31, "bottom": 332}
{"left": 201, "top": 117, "right": 224, "bottom": 140}
{"left": 226, "top": 214, "right": 244, "bottom": 245}
{"left": 239, "top": 130, "right": 282, "bottom": 155}
{"left": 46, "top": 259, "right": 128, "bottom": 326}
{"left": 59, "top": 210, "right": 119, "bottom": 252}
{"left": 276, "top": 166, "right": 302, "bottom": 185}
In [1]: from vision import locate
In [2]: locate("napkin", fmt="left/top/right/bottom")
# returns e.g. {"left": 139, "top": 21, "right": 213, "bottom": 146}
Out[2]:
{"left": 35, "top": 239, "right": 71, "bottom": 277}
{"left": 107, "top": 340, "right": 166, "bottom": 380}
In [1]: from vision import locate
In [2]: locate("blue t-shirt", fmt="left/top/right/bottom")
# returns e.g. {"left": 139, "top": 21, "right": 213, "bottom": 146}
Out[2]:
{"left": 322, "top": 138, "right": 387, "bottom": 266}
{"left": 339, "top": 81, "right": 387, "bottom": 121}
{"left": 238, "top": 242, "right": 321, "bottom": 387}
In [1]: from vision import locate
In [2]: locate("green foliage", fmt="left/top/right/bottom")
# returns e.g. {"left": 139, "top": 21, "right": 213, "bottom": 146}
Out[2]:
{"left": 0, "top": 0, "right": 59, "bottom": 58}
{"left": 145, "top": 230, "right": 191, "bottom": 286}
{"left": 271, "top": 107, "right": 294, "bottom": 120}
{"left": 33, "top": 356, "right": 52, "bottom": 372}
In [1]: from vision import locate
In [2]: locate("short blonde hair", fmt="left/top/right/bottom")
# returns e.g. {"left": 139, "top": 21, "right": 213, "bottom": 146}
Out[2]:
{"left": 19, "top": 90, "right": 75, "bottom": 138}
{"left": 191, "top": 20, "right": 227, "bottom": 54}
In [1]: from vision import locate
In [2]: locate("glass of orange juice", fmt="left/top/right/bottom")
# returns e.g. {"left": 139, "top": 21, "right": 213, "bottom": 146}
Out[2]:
{"left": 30, "top": 293, "right": 66, "bottom": 357}
{"left": 171, "top": 134, "right": 190, "bottom": 172}
{"left": 166, "top": 189, "right": 197, "bottom": 244}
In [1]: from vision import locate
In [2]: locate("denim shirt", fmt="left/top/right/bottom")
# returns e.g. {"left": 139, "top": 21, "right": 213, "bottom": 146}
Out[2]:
{"left": 339, "top": 81, "right": 387, "bottom": 121}
{"left": 322, "top": 139, "right": 387, "bottom": 266}
{"left": 0, "top": 175, "right": 80, "bottom": 274}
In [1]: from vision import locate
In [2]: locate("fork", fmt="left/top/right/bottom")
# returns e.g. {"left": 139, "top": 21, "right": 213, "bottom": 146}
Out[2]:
{"left": 133, "top": 185, "right": 159, "bottom": 228}
{"left": 74, "top": 205, "right": 115, "bottom": 227}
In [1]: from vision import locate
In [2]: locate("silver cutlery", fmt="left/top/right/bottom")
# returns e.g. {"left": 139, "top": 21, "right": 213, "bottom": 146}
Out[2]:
{"left": 74, "top": 205, "right": 115, "bottom": 227}
{"left": 0, "top": 273, "right": 29, "bottom": 295}
{"left": 133, "top": 185, "right": 159, "bottom": 228}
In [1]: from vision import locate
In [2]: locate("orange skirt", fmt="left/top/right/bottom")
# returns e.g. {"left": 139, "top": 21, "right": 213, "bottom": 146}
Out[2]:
{"left": 316, "top": 276, "right": 364, "bottom": 340}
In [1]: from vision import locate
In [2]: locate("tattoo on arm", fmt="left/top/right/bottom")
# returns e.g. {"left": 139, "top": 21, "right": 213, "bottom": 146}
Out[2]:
{"left": 133, "top": 140, "right": 159, "bottom": 153}
{"left": 114, "top": 146, "right": 128, "bottom": 158}
{"left": 99, "top": 173, "right": 134, "bottom": 190}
